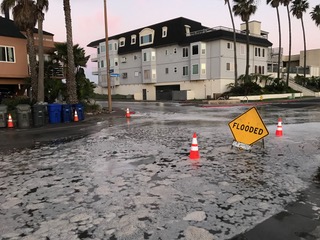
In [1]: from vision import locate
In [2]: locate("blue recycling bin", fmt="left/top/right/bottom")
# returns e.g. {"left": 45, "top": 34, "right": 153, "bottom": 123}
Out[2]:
{"left": 72, "top": 103, "right": 84, "bottom": 121}
{"left": 47, "top": 104, "right": 62, "bottom": 124}
{"left": 62, "top": 104, "right": 72, "bottom": 123}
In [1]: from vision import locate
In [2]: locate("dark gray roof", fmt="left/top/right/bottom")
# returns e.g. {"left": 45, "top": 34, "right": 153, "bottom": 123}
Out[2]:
{"left": 0, "top": 16, "right": 54, "bottom": 38}
{"left": 87, "top": 17, "right": 205, "bottom": 50}
{"left": 0, "top": 16, "right": 26, "bottom": 39}
{"left": 87, "top": 17, "right": 272, "bottom": 53}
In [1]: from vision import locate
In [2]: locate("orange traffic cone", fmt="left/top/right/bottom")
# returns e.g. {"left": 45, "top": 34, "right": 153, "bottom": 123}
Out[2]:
{"left": 7, "top": 113, "right": 14, "bottom": 128}
{"left": 125, "top": 108, "right": 131, "bottom": 118}
{"left": 189, "top": 132, "right": 200, "bottom": 160}
{"left": 74, "top": 110, "right": 79, "bottom": 122}
{"left": 276, "top": 118, "right": 283, "bottom": 137}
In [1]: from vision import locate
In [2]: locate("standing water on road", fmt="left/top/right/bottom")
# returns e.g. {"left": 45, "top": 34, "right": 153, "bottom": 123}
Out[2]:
{"left": 0, "top": 103, "right": 320, "bottom": 239}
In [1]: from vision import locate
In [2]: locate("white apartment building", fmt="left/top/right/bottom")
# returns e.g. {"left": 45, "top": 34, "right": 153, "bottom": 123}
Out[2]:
{"left": 87, "top": 17, "right": 272, "bottom": 101}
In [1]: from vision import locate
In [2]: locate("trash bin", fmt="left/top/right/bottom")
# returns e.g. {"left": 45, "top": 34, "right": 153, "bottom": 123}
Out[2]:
{"left": 47, "top": 104, "right": 62, "bottom": 124}
{"left": 62, "top": 104, "right": 72, "bottom": 123}
{"left": 0, "top": 104, "right": 7, "bottom": 128}
{"left": 32, "top": 104, "right": 46, "bottom": 127}
{"left": 72, "top": 103, "right": 85, "bottom": 121}
{"left": 16, "top": 104, "right": 31, "bottom": 128}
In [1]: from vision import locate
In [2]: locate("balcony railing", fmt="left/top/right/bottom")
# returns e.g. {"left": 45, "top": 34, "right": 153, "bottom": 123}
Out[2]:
{"left": 267, "top": 66, "right": 310, "bottom": 75}
{"left": 188, "top": 26, "right": 268, "bottom": 39}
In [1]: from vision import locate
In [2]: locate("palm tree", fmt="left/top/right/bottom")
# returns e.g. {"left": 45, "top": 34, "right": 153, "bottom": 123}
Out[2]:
{"left": 267, "top": 0, "right": 282, "bottom": 80}
{"left": 63, "top": 0, "right": 78, "bottom": 104}
{"left": 291, "top": 0, "right": 309, "bottom": 78}
{"left": 310, "top": 5, "right": 320, "bottom": 27}
{"left": 1, "top": 0, "right": 38, "bottom": 101}
{"left": 225, "top": 0, "right": 238, "bottom": 86}
{"left": 233, "top": 0, "right": 257, "bottom": 83}
{"left": 281, "top": 0, "right": 292, "bottom": 87}
{"left": 50, "top": 43, "right": 90, "bottom": 101}
{"left": 36, "top": 0, "right": 49, "bottom": 103}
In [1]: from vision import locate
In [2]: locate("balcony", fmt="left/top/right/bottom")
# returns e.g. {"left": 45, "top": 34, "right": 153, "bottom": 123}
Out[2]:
{"left": 92, "top": 67, "right": 99, "bottom": 75}
{"left": 91, "top": 54, "right": 98, "bottom": 62}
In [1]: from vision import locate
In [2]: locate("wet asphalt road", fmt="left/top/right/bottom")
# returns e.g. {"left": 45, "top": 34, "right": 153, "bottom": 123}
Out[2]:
{"left": 0, "top": 100, "right": 320, "bottom": 240}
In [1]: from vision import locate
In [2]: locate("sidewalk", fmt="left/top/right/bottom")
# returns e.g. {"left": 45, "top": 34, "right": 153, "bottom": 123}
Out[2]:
{"left": 230, "top": 182, "right": 320, "bottom": 240}
{"left": 0, "top": 107, "right": 125, "bottom": 153}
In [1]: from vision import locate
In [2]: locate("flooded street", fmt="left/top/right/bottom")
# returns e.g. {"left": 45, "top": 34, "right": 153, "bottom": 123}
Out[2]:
{"left": 1, "top": 102, "right": 320, "bottom": 239}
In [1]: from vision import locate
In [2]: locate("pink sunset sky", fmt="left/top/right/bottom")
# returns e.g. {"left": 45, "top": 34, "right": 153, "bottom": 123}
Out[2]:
{"left": 2, "top": 0, "right": 320, "bottom": 82}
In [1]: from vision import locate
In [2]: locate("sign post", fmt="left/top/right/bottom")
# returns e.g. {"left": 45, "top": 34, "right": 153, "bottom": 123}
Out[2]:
{"left": 228, "top": 107, "right": 269, "bottom": 150}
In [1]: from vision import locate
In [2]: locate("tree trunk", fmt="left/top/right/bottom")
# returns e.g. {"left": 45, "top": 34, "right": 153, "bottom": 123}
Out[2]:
{"left": 286, "top": 5, "right": 292, "bottom": 87}
{"left": 301, "top": 17, "right": 307, "bottom": 79}
{"left": 227, "top": 0, "right": 238, "bottom": 86}
{"left": 245, "top": 20, "right": 250, "bottom": 83}
{"left": 37, "top": 12, "right": 45, "bottom": 103}
{"left": 63, "top": 0, "right": 78, "bottom": 104}
{"left": 276, "top": 7, "right": 281, "bottom": 80}
{"left": 26, "top": 28, "right": 38, "bottom": 102}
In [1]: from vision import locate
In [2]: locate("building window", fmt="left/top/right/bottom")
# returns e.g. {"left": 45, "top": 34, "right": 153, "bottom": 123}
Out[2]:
{"left": 133, "top": 55, "right": 138, "bottom": 60}
{"left": 152, "top": 69, "right": 156, "bottom": 79}
{"left": 173, "top": 48, "right": 177, "bottom": 54}
{"left": 119, "top": 37, "right": 125, "bottom": 47}
{"left": 143, "top": 52, "right": 150, "bottom": 62}
{"left": 162, "top": 26, "right": 168, "bottom": 38}
{"left": 201, "top": 43, "right": 206, "bottom": 55}
{"left": 141, "top": 34, "right": 152, "bottom": 44}
{"left": 122, "top": 72, "right": 128, "bottom": 78}
{"left": 201, "top": 63, "right": 206, "bottom": 74}
{"left": 192, "top": 45, "right": 199, "bottom": 55}
{"left": 165, "top": 49, "right": 169, "bottom": 55}
{"left": 165, "top": 68, "right": 169, "bottom": 74}
{"left": 121, "top": 57, "right": 126, "bottom": 63}
{"left": 151, "top": 51, "right": 156, "bottom": 61}
{"left": 183, "top": 47, "right": 189, "bottom": 58}
{"left": 226, "top": 62, "right": 234, "bottom": 71}
{"left": 183, "top": 66, "right": 189, "bottom": 76}
{"left": 255, "top": 47, "right": 265, "bottom": 57}
{"left": 174, "top": 67, "right": 177, "bottom": 73}
{"left": 255, "top": 65, "right": 265, "bottom": 74}
{"left": 139, "top": 28, "right": 155, "bottom": 46}
{"left": 131, "top": 35, "right": 136, "bottom": 44}
{"left": 144, "top": 69, "right": 151, "bottom": 79}
{"left": 134, "top": 71, "right": 139, "bottom": 77}
{"left": 114, "top": 43, "right": 118, "bottom": 50}
{"left": 100, "top": 60, "right": 104, "bottom": 68}
{"left": 108, "top": 43, "right": 112, "bottom": 51}
{"left": 192, "top": 64, "right": 199, "bottom": 74}
{"left": 101, "top": 45, "right": 106, "bottom": 53}
{"left": 0, "top": 46, "right": 15, "bottom": 62}
{"left": 114, "top": 58, "right": 118, "bottom": 66}
{"left": 227, "top": 42, "right": 233, "bottom": 50}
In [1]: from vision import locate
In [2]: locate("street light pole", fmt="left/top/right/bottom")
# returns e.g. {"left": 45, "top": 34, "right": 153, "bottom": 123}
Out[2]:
{"left": 104, "top": 0, "right": 112, "bottom": 112}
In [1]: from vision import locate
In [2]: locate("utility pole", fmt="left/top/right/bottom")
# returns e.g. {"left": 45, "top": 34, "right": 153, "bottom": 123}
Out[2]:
{"left": 104, "top": 0, "right": 112, "bottom": 112}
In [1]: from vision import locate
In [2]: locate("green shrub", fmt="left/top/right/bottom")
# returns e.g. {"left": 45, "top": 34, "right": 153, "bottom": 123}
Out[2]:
{"left": 1, "top": 96, "right": 31, "bottom": 111}
{"left": 83, "top": 101, "right": 101, "bottom": 113}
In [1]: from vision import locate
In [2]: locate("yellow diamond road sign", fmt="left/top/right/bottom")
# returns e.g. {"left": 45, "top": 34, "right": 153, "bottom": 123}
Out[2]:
{"left": 228, "top": 107, "right": 269, "bottom": 145}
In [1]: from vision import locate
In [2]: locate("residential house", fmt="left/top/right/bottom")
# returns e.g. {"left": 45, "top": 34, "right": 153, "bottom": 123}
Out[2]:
{"left": 0, "top": 16, "right": 56, "bottom": 96}
{"left": 282, "top": 49, "right": 320, "bottom": 78}
{"left": 88, "top": 17, "right": 272, "bottom": 100}
{"left": 267, "top": 47, "right": 320, "bottom": 80}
